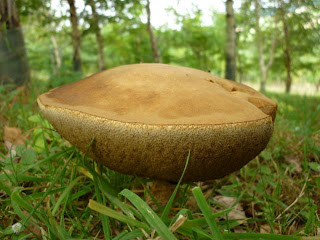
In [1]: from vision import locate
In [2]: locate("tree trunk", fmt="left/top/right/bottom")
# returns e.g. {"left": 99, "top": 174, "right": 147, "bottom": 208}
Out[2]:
{"left": 67, "top": 0, "right": 82, "bottom": 73}
{"left": 279, "top": 0, "right": 292, "bottom": 93}
{"left": 255, "top": 0, "right": 277, "bottom": 92}
{"left": 0, "top": 0, "right": 30, "bottom": 85}
{"left": 51, "top": 36, "right": 61, "bottom": 74}
{"left": 225, "top": 0, "right": 236, "bottom": 81}
{"left": 260, "top": 69, "right": 267, "bottom": 92}
{"left": 87, "top": 0, "right": 106, "bottom": 71}
{"left": 146, "top": 0, "right": 161, "bottom": 63}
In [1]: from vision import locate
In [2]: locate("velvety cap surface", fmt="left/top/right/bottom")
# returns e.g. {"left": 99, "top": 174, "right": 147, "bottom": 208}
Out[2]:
{"left": 39, "top": 64, "right": 277, "bottom": 125}
{"left": 38, "top": 64, "right": 277, "bottom": 182}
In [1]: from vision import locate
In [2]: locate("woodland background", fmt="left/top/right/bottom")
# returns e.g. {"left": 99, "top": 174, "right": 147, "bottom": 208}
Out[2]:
{"left": 0, "top": 0, "right": 319, "bottom": 94}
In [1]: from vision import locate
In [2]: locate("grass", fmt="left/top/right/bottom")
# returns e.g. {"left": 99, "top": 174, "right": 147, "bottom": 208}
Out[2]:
{"left": 0, "top": 83, "right": 319, "bottom": 239}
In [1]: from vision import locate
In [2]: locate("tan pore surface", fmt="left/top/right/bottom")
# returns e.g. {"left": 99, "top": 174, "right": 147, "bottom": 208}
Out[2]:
{"left": 38, "top": 64, "right": 277, "bottom": 182}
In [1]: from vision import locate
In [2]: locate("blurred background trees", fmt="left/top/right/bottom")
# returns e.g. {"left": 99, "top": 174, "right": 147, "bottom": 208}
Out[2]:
{"left": 0, "top": 0, "right": 319, "bottom": 94}
{"left": 0, "top": 0, "right": 31, "bottom": 85}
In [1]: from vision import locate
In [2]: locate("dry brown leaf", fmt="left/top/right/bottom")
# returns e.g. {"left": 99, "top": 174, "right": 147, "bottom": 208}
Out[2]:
{"left": 3, "top": 126, "right": 25, "bottom": 157}
{"left": 287, "top": 223, "right": 297, "bottom": 235}
{"left": 285, "top": 155, "right": 302, "bottom": 173}
{"left": 213, "top": 195, "right": 246, "bottom": 220}
{"left": 260, "top": 224, "right": 271, "bottom": 234}
{"left": 186, "top": 195, "right": 198, "bottom": 211}
{"left": 3, "top": 126, "right": 25, "bottom": 144}
{"left": 233, "top": 228, "right": 246, "bottom": 233}
{"left": 146, "top": 181, "right": 176, "bottom": 207}
{"left": 170, "top": 214, "right": 187, "bottom": 233}
{"left": 260, "top": 224, "right": 280, "bottom": 234}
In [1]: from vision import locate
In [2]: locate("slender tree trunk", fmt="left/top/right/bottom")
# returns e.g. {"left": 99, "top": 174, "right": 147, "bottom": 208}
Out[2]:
{"left": 50, "top": 36, "right": 61, "bottom": 74}
{"left": 279, "top": 0, "right": 292, "bottom": 93}
{"left": 225, "top": 0, "right": 236, "bottom": 81}
{"left": 67, "top": 0, "right": 82, "bottom": 73}
{"left": 0, "top": 0, "right": 30, "bottom": 85}
{"left": 146, "top": 0, "right": 161, "bottom": 63}
{"left": 254, "top": 0, "right": 277, "bottom": 92}
{"left": 260, "top": 69, "right": 267, "bottom": 92}
{"left": 87, "top": 0, "right": 106, "bottom": 70}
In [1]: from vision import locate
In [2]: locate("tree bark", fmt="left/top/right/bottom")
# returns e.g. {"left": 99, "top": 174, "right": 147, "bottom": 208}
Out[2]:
{"left": 67, "top": 0, "right": 82, "bottom": 73}
{"left": 87, "top": 0, "right": 106, "bottom": 71}
{"left": 51, "top": 36, "right": 61, "bottom": 74}
{"left": 279, "top": 0, "right": 292, "bottom": 93}
{"left": 225, "top": 0, "right": 236, "bottom": 81}
{"left": 255, "top": 0, "right": 277, "bottom": 92}
{"left": 146, "top": 0, "right": 161, "bottom": 63}
{"left": 0, "top": 0, "right": 30, "bottom": 85}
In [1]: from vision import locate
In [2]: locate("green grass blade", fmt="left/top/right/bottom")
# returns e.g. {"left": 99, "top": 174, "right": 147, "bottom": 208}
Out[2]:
{"left": 116, "top": 229, "right": 147, "bottom": 240}
{"left": 120, "top": 189, "right": 176, "bottom": 240}
{"left": 161, "top": 150, "right": 190, "bottom": 221}
{"left": 21, "top": 151, "right": 74, "bottom": 226}
{"left": 11, "top": 189, "right": 46, "bottom": 223}
{"left": 223, "top": 232, "right": 302, "bottom": 240}
{"left": 47, "top": 200, "right": 67, "bottom": 240}
{"left": 88, "top": 199, "right": 149, "bottom": 230}
{"left": 192, "top": 187, "right": 223, "bottom": 240}
{"left": 177, "top": 225, "right": 215, "bottom": 239}
{"left": 0, "top": 180, "right": 11, "bottom": 196}
{"left": 92, "top": 170, "right": 111, "bottom": 239}
{"left": 84, "top": 160, "right": 119, "bottom": 196}
{"left": 52, "top": 176, "right": 84, "bottom": 215}
{"left": 304, "top": 204, "right": 317, "bottom": 235}
{"left": 95, "top": 176, "right": 136, "bottom": 219}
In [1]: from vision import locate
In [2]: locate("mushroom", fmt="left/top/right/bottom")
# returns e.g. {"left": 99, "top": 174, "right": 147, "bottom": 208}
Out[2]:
{"left": 37, "top": 64, "right": 277, "bottom": 182}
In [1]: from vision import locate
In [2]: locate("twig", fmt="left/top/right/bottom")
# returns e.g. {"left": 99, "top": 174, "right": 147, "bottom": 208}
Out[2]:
{"left": 276, "top": 176, "right": 308, "bottom": 220}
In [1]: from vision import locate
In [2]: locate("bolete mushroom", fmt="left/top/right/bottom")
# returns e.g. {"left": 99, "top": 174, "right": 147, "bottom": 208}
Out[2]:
{"left": 37, "top": 64, "right": 277, "bottom": 182}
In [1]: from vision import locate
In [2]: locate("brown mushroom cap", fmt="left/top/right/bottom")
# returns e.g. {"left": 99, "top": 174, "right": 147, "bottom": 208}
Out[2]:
{"left": 38, "top": 64, "right": 277, "bottom": 182}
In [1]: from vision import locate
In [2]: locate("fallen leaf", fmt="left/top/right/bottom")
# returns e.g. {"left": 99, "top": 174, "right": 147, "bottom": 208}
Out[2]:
{"left": 260, "top": 224, "right": 271, "bottom": 233}
{"left": 3, "top": 126, "right": 25, "bottom": 157}
{"left": 3, "top": 126, "right": 25, "bottom": 145}
{"left": 213, "top": 195, "right": 246, "bottom": 220}
{"left": 170, "top": 214, "right": 187, "bottom": 233}
{"left": 285, "top": 155, "right": 302, "bottom": 173}
{"left": 146, "top": 181, "right": 176, "bottom": 207}
{"left": 260, "top": 223, "right": 280, "bottom": 234}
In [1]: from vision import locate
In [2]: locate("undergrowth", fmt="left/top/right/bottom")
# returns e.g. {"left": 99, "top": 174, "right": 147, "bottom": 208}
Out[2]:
{"left": 0, "top": 84, "right": 319, "bottom": 239}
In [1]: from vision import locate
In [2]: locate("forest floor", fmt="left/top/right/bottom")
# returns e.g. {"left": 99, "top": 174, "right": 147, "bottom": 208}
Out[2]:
{"left": 0, "top": 83, "right": 320, "bottom": 239}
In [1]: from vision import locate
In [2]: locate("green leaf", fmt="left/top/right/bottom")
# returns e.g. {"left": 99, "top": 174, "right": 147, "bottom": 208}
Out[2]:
{"left": 88, "top": 199, "right": 149, "bottom": 230}
{"left": 52, "top": 176, "right": 84, "bottom": 216}
{"left": 20, "top": 148, "right": 37, "bottom": 165}
{"left": 113, "top": 229, "right": 146, "bottom": 240}
{"left": 161, "top": 150, "right": 190, "bottom": 221}
{"left": 309, "top": 162, "right": 320, "bottom": 172}
{"left": 192, "top": 187, "right": 223, "bottom": 240}
{"left": 223, "top": 232, "right": 301, "bottom": 240}
{"left": 120, "top": 189, "right": 176, "bottom": 240}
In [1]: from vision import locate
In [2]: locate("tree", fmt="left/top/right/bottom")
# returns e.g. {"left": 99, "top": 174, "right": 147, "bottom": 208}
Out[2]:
{"left": 0, "top": 0, "right": 30, "bottom": 85}
{"left": 146, "top": 0, "right": 161, "bottom": 63}
{"left": 86, "top": 0, "right": 106, "bottom": 70}
{"left": 225, "top": 0, "right": 236, "bottom": 81}
{"left": 67, "top": 0, "right": 82, "bottom": 73}
{"left": 254, "top": 0, "right": 277, "bottom": 92}
{"left": 278, "top": 0, "right": 292, "bottom": 93}
{"left": 50, "top": 36, "right": 62, "bottom": 74}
